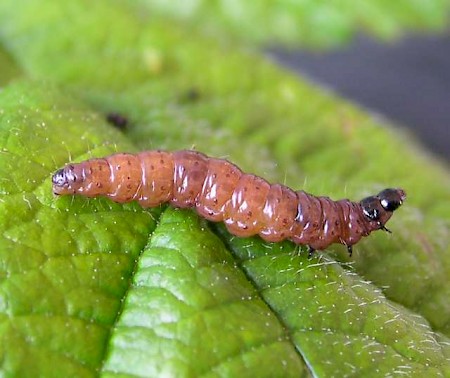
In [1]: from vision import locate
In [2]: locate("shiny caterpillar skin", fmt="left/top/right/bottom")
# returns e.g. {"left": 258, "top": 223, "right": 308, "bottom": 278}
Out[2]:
{"left": 52, "top": 150, "right": 406, "bottom": 256}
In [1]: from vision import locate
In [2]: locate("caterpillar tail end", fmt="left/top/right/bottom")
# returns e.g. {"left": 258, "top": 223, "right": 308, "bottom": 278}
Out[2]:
{"left": 51, "top": 165, "right": 79, "bottom": 195}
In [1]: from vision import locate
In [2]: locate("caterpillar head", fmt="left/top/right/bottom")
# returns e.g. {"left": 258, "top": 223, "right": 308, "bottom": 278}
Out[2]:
{"left": 360, "top": 188, "right": 406, "bottom": 232}
{"left": 52, "top": 164, "right": 86, "bottom": 195}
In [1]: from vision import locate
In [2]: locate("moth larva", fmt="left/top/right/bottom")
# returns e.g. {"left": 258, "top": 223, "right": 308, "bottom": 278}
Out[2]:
{"left": 52, "top": 150, "right": 406, "bottom": 256}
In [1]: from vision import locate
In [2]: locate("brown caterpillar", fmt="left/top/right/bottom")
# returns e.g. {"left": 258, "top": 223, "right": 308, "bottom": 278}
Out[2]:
{"left": 52, "top": 150, "right": 405, "bottom": 256}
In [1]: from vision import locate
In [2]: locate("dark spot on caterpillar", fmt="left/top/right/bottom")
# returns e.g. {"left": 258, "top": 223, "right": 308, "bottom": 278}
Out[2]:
{"left": 106, "top": 113, "right": 129, "bottom": 130}
{"left": 52, "top": 149, "right": 406, "bottom": 256}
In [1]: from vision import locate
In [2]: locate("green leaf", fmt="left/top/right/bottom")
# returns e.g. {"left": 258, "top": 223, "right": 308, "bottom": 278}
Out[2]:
{"left": 103, "top": 208, "right": 450, "bottom": 377}
{"left": 0, "top": 0, "right": 449, "bottom": 376}
{"left": 1, "top": 80, "right": 449, "bottom": 376}
{"left": 0, "top": 46, "right": 21, "bottom": 85}
{"left": 0, "top": 83, "right": 158, "bottom": 375}
{"left": 128, "top": 0, "right": 449, "bottom": 47}
{"left": 102, "top": 208, "right": 307, "bottom": 377}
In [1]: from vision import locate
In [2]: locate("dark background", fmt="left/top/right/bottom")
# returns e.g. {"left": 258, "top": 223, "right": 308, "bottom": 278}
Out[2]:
{"left": 270, "top": 34, "right": 450, "bottom": 163}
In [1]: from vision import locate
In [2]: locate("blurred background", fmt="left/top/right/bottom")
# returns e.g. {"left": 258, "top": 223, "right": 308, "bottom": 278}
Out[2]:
{"left": 121, "top": 1, "right": 450, "bottom": 163}
{"left": 270, "top": 34, "right": 450, "bottom": 162}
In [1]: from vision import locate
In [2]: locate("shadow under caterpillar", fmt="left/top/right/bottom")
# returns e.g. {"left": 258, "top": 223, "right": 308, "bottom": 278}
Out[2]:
{"left": 52, "top": 150, "right": 406, "bottom": 256}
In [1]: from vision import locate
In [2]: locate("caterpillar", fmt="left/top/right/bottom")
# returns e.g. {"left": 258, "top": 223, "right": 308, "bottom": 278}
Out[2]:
{"left": 52, "top": 150, "right": 405, "bottom": 256}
